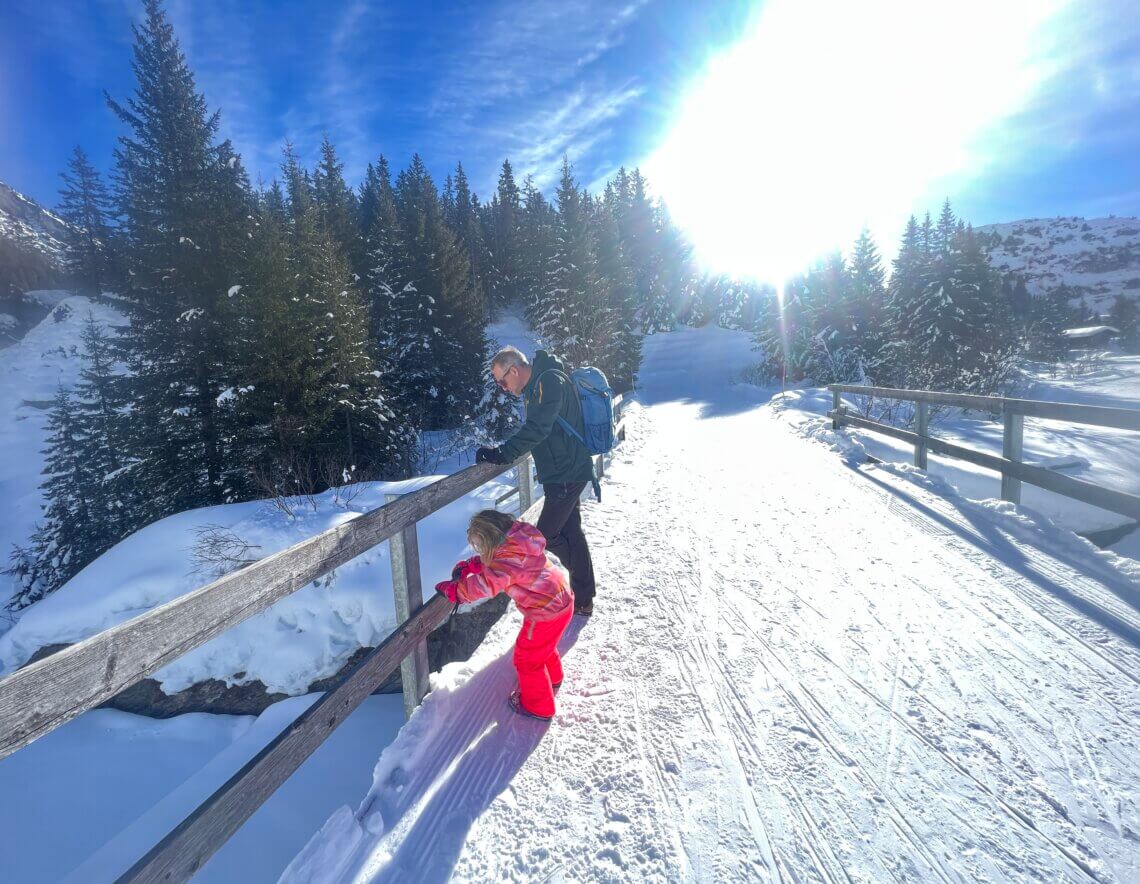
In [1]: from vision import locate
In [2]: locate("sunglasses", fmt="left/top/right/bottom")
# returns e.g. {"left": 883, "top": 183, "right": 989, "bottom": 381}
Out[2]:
{"left": 494, "top": 365, "right": 516, "bottom": 390}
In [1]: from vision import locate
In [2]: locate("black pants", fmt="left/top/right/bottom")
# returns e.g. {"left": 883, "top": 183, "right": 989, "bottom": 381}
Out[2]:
{"left": 537, "top": 481, "right": 595, "bottom": 605}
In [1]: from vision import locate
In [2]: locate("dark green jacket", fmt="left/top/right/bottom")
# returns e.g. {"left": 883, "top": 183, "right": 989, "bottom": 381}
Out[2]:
{"left": 499, "top": 350, "right": 595, "bottom": 484}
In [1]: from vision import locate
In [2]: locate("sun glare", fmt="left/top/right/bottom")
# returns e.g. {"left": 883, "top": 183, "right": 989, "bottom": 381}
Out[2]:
{"left": 645, "top": 0, "right": 1070, "bottom": 283}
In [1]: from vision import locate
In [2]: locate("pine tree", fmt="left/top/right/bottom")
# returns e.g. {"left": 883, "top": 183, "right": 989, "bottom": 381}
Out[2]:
{"left": 227, "top": 180, "right": 317, "bottom": 484}
{"left": 486, "top": 159, "right": 522, "bottom": 311}
{"left": 882, "top": 215, "right": 926, "bottom": 385}
{"left": 933, "top": 198, "right": 957, "bottom": 255}
{"left": 518, "top": 175, "right": 556, "bottom": 310}
{"left": 392, "top": 154, "right": 487, "bottom": 432}
{"left": 106, "top": 0, "right": 254, "bottom": 522}
{"left": 847, "top": 227, "right": 887, "bottom": 374}
{"left": 625, "top": 169, "right": 670, "bottom": 331}
{"left": 1110, "top": 294, "right": 1139, "bottom": 353}
{"left": 284, "top": 147, "right": 396, "bottom": 475}
{"left": 9, "top": 318, "right": 134, "bottom": 606}
{"left": 451, "top": 162, "right": 489, "bottom": 309}
{"left": 313, "top": 136, "right": 363, "bottom": 278}
{"left": 594, "top": 186, "right": 641, "bottom": 391}
{"left": 57, "top": 146, "right": 117, "bottom": 295}
{"left": 360, "top": 156, "right": 405, "bottom": 341}
{"left": 534, "top": 156, "right": 611, "bottom": 367}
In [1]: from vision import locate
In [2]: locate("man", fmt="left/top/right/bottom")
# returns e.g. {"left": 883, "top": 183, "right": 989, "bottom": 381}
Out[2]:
{"left": 476, "top": 346, "right": 597, "bottom": 617}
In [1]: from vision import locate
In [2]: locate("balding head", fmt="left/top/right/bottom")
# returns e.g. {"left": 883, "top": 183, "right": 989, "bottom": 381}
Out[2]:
{"left": 490, "top": 346, "right": 531, "bottom": 396}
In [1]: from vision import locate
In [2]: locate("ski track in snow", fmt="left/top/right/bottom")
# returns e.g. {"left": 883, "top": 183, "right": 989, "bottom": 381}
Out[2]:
{"left": 288, "top": 332, "right": 1140, "bottom": 883}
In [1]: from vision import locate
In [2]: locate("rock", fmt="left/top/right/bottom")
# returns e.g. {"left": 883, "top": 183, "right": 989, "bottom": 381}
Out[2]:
{"left": 19, "top": 595, "right": 512, "bottom": 718}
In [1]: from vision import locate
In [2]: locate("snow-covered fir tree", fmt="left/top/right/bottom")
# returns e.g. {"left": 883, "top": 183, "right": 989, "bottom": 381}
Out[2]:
{"left": 9, "top": 318, "right": 134, "bottom": 606}
{"left": 593, "top": 185, "right": 641, "bottom": 392}
{"left": 106, "top": 0, "right": 254, "bottom": 522}
{"left": 284, "top": 148, "right": 397, "bottom": 478}
{"left": 485, "top": 159, "right": 522, "bottom": 312}
{"left": 57, "top": 146, "right": 117, "bottom": 295}
{"left": 517, "top": 175, "right": 556, "bottom": 312}
{"left": 532, "top": 156, "right": 612, "bottom": 368}
{"left": 313, "top": 136, "right": 363, "bottom": 278}
{"left": 392, "top": 154, "right": 488, "bottom": 433}
{"left": 450, "top": 162, "right": 489, "bottom": 309}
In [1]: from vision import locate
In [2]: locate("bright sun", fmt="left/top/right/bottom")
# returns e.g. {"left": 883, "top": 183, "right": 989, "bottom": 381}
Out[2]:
{"left": 644, "top": 0, "right": 1070, "bottom": 284}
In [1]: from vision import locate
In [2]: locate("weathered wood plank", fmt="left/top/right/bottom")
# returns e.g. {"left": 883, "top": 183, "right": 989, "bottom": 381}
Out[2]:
{"left": 118, "top": 594, "right": 452, "bottom": 884}
{"left": 517, "top": 455, "right": 534, "bottom": 513}
{"left": 1001, "top": 410, "right": 1025, "bottom": 504}
{"left": 119, "top": 463, "right": 570, "bottom": 883}
{"left": 915, "top": 401, "right": 929, "bottom": 470}
{"left": 1001, "top": 397, "right": 1140, "bottom": 431}
{"left": 387, "top": 494, "right": 430, "bottom": 719}
{"left": 829, "top": 410, "right": 1140, "bottom": 521}
{"left": 830, "top": 384, "right": 1003, "bottom": 414}
{"left": 0, "top": 460, "right": 518, "bottom": 760}
{"left": 830, "top": 384, "right": 1140, "bottom": 431}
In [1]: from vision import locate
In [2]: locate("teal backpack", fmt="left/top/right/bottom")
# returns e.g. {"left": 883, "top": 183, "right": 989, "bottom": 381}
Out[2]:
{"left": 541, "top": 365, "right": 616, "bottom": 499}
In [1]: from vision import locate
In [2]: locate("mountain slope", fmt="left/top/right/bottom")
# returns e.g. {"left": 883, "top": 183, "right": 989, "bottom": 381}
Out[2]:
{"left": 981, "top": 216, "right": 1140, "bottom": 313}
{"left": 0, "top": 181, "right": 70, "bottom": 345}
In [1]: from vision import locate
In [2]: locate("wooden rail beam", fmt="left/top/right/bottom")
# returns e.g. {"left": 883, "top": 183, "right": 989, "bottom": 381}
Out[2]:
{"left": 118, "top": 595, "right": 452, "bottom": 883}
{"left": 830, "top": 384, "right": 1140, "bottom": 432}
{"left": 0, "top": 460, "right": 520, "bottom": 760}
{"left": 829, "top": 410, "right": 1140, "bottom": 522}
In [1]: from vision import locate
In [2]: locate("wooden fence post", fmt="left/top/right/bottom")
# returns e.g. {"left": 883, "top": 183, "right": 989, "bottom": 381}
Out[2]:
{"left": 517, "top": 454, "right": 534, "bottom": 514}
{"left": 832, "top": 389, "right": 841, "bottom": 430}
{"left": 385, "top": 493, "right": 430, "bottom": 719}
{"left": 915, "top": 401, "right": 929, "bottom": 470}
{"left": 1001, "top": 408, "right": 1024, "bottom": 504}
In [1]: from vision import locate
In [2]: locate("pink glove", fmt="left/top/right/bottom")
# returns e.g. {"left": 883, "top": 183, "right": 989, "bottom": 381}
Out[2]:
{"left": 435, "top": 580, "right": 459, "bottom": 604}
{"left": 459, "top": 556, "right": 483, "bottom": 578}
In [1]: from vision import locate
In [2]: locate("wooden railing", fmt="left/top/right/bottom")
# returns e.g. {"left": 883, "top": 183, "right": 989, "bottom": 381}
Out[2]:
{"left": 0, "top": 395, "right": 626, "bottom": 882}
{"left": 829, "top": 385, "right": 1140, "bottom": 520}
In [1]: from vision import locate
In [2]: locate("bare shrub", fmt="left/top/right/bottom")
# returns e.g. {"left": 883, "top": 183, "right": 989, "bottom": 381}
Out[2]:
{"left": 190, "top": 525, "right": 262, "bottom": 579}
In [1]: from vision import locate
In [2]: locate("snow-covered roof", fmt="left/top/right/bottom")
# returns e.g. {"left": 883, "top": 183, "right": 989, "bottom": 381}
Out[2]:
{"left": 1062, "top": 325, "right": 1119, "bottom": 338}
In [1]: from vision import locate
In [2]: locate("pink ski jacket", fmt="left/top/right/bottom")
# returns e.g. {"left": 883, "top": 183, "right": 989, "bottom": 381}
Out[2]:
{"left": 456, "top": 522, "right": 573, "bottom": 622}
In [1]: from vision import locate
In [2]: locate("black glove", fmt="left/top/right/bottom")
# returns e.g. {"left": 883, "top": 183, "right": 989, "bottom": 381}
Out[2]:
{"left": 475, "top": 446, "right": 505, "bottom": 464}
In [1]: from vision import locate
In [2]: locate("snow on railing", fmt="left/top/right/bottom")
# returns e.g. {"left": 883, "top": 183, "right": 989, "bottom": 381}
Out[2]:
{"left": 828, "top": 384, "right": 1140, "bottom": 521}
{"left": 0, "top": 393, "right": 626, "bottom": 883}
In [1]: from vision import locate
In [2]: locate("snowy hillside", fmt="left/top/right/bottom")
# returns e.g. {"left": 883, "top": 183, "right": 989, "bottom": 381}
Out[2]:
{"left": 0, "top": 304, "right": 536, "bottom": 668}
{"left": 0, "top": 181, "right": 69, "bottom": 263}
{"left": 0, "top": 181, "right": 71, "bottom": 345}
{"left": 981, "top": 216, "right": 1140, "bottom": 312}
{"left": 0, "top": 293, "right": 124, "bottom": 619}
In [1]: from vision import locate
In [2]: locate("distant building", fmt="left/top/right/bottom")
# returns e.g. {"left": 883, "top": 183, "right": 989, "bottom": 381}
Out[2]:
{"left": 1062, "top": 325, "right": 1119, "bottom": 348}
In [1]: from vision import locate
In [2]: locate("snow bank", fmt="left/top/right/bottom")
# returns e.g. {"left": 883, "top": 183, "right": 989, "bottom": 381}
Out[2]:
{"left": 770, "top": 355, "right": 1140, "bottom": 540}
{"left": 0, "top": 476, "right": 512, "bottom": 694}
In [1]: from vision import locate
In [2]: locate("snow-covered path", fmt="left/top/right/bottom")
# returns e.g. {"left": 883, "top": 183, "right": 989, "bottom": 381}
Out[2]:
{"left": 286, "top": 329, "right": 1140, "bottom": 883}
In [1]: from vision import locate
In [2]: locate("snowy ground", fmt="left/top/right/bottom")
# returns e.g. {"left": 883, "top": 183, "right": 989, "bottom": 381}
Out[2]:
{"left": 772, "top": 354, "right": 1140, "bottom": 551}
{"left": 281, "top": 325, "right": 1140, "bottom": 882}
{"left": 0, "top": 303, "right": 544, "bottom": 882}
{"left": 1, "top": 693, "right": 408, "bottom": 883}
{"left": 4, "top": 322, "right": 1140, "bottom": 881}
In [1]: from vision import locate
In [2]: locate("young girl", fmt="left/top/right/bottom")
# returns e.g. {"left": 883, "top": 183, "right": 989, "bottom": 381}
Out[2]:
{"left": 435, "top": 510, "right": 574, "bottom": 721}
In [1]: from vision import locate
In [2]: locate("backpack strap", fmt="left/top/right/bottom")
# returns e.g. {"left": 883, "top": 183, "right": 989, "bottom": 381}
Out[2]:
{"left": 537, "top": 368, "right": 601, "bottom": 501}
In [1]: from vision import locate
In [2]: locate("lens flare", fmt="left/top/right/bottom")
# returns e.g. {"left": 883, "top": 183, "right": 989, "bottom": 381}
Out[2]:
{"left": 645, "top": 0, "right": 1070, "bottom": 282}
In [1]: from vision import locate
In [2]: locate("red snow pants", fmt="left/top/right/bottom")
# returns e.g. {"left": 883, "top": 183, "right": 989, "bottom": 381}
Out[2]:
{"left": 513, "top": 604, "right": 573, "bottom": 718}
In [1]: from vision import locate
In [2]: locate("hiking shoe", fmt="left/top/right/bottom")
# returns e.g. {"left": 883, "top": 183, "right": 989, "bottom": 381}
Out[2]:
{"left": 508, "top": 689, "right": 553, "bottom": 722}
{"left": 573, "top": 600, "right": 593, "bottom": 617}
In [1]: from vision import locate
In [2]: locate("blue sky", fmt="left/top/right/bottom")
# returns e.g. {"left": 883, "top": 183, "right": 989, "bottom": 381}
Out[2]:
{"left": 3, "top": 0, "right": 1140, "bottom": 276}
